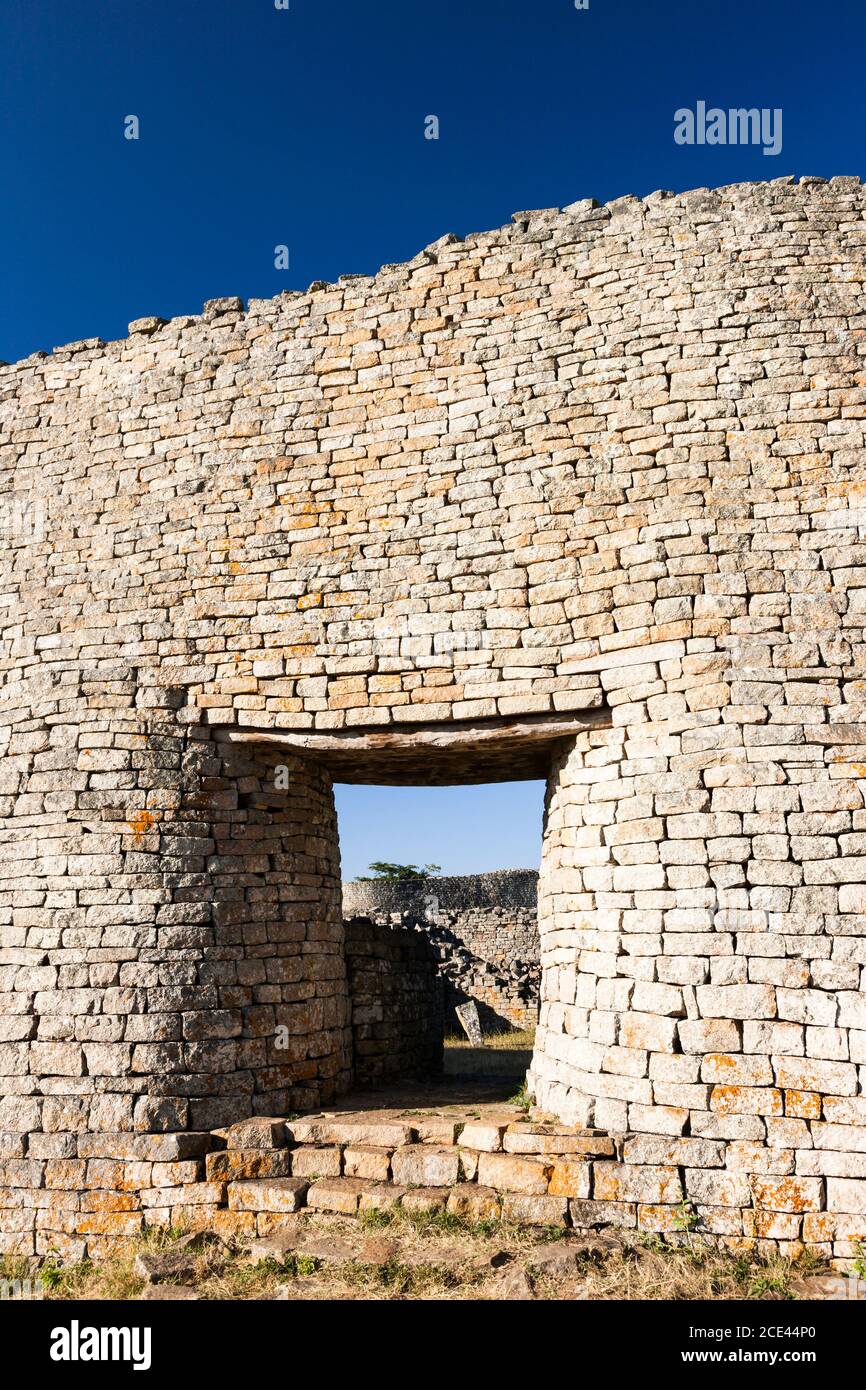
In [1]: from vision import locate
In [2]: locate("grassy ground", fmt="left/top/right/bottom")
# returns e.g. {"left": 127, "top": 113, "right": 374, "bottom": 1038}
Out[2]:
{"left": 444, "top": 1028, "right": 536, "bottom": 1051}
{"left": 1, "top": 1207, "right": 837, "bottom": 1303}
{"left": 443, "top": 1027, "right": 534, "bottom": 1077}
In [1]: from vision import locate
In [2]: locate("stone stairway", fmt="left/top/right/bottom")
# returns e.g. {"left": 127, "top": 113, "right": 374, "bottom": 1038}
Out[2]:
{"left": 17, "top": 1090, "right": 861, "bottom": 1265}
{"left": 143, "top": 1095, "right": 856, "bottom": 1267}
{"left": 209, "top": 1104, "right": 616, "bottom": 1234}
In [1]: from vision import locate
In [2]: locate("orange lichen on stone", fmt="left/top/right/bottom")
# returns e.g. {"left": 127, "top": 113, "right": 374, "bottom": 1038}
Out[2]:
{"left": 710, "top": 1086, "right": 784, "bottom": 1116}
{"left": 707, "top": 1053, "right": 738, "bottom": 1073}
{"left": 785, "top": 1090, "right": 822, "bottom": 1120}
{"left": 750, "top": 1177, "right": 824, "bottom": 1214}
{"left": 636, "top": 1204, "right": 682, "bottom": 1232}
{"left": 80, "top": 1190, "right": 141, "bottom": 1214}
{"left": 803, "top": 1212, "right": 836, "bottom": 1243}
{"left": 127, "top": 809, "right": 158, "bottom": 842}
{"left": 547, "top": 1158, "right": 590, "bottom": 1198}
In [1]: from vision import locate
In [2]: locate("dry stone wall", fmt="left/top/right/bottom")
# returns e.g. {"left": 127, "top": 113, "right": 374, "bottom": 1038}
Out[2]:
{"left": 342, "top": 870, "right": 540, "bottom": 1030}
{"left": 343, "top": 917, "right": 443, "bottom": 1085}
{"left": 342, "top": 870, "right": 539, "bottom": 966}
{"left": 1, "top": 175, "right": 866, "bottom": 1256}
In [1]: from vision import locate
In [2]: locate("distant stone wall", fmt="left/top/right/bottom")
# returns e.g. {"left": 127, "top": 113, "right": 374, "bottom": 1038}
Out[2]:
{"left": 343, "top": 918, "right": 443, "bottom": 1085}
{"left": 344, "top": 870, "right": 537, "bottom": 910}
{"left": 343, "top": 871, "right": 539, "bottom": 966}
{"left": 342, "top": 872, "right": 540, "bottom": 1032}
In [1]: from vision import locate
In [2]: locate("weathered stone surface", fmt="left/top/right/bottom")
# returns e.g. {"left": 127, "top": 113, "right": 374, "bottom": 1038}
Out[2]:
{"left": 455, "top": 1002, "right": 483, "bottom": 1045}
{"left": 570, "top": 1199, "right": 637, "bottom": 1230}
{"left": 287, "top": 1120, "right": 414, "bottom": 1148}
{"left": 342, "top": 1146, "right": 391, "bottom": 1182}
{"left": 593, "top": 1164, "right": 683, "bottom": 1205}
{"left": 358, "top": 1183, "right": 408, "bottom": 1213}
{"left": 751, "top": 1176, "right": 825, "bottom": 1213}
{"left": 210, "top": 1211, "right": 257, "bottom": 1243}
{"left": 242, "top": 1232, "right": 304, "bottom": 1262}
{"left": 357, "top": 1236, "right": 402, "bottom": 1265}
{"left": 305, "top": 1177, "right": 367, "bottom": 1215}
{"left": 223, "top": 1119, "right": 288, "bottom": 1151}
{"left": 477, "top": 1153, "right": 552, "bottom": 1195}
{"left": 289, "top": 1147, "right": 343, "bottom": 1179}
{"left": 548, "top": 1160, "right": 592, "bottom": 1199}
{"left": 458, "top": 1148, "right": 479, "bottom": 1182}
{"left": 227, "top": 1178, "right": 309, "bottom": 1214}
{"left": 492, "top": 1266, "right": 536, "bottom": 1300}
{"left": 400, "top": 1186, "right": 450, "bottom": 1215}
{"left": 445, "top": 1185, "right": 502, "bottom": 1222}
{"left": 133, "top": 1249, "right": 199, "bottom": 1284}
{"left": 504, "top": 1125, "right": 615, "bottom": 1157}
{"left": 622, "top": 1136, "right": 725, "bottom": 1168}
{"left": 501, "top": 1193, "right": 568, "bottom": 1227}
{"left": 679, "top": 1020, "right": 742, "bottom": 1055}
{"left": 390, "top": 1145, "right": 460, "bottom": 1188}
{"left": 458, "top": 1122, "right": 509, "bottom": 1153}
{"left": 256, "top": 1212, "right": 308, "bottom": 1238}
{"left": 684, "top": 1170, "right": 752, "bottom": 1208}
{"left": 413, "top": 1118, "right": 463, "bottom": 1146}
{"left": 77, "top": 1134, "right": 212, "bottom": 1162}
{"left": 206, "top": 1149, "right": 292, "bottom": 1182}
{"left": 526, "top": 1243, "right": 583, "bottom": 1276}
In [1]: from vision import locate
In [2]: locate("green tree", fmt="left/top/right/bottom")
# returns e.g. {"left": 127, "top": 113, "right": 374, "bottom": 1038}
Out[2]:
{"left": 356, "top": 861, "right": 441, "bottom": 881}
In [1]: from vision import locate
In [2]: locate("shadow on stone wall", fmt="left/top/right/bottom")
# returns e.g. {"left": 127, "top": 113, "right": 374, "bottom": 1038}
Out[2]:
{"left": 342, "top": 871, "right": 540, "bottom": 1036}
{"left": 343, "top": 917, "right": 444, "bottom": 1085}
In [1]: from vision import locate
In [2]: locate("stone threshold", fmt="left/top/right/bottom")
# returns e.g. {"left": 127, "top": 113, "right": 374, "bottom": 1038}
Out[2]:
{"left": 214, "top": 1102, "right": 615, "bottom": 1232}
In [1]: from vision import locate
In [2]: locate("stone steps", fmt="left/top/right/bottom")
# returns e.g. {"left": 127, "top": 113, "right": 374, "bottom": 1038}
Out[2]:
{"left": 20, "top": 1100, "right": 863, "bottom": 1265}
{"left": 193, "top": 1105, "right": 865, "bottom": 1264}
{"left": 216, "top": 1109, "right": 616, "bottom": 1228}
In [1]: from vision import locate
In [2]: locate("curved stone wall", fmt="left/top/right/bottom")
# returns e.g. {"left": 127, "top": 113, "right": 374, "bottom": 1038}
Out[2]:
{"left": 1, "top": 175, "right": 865, "bottom": 1254}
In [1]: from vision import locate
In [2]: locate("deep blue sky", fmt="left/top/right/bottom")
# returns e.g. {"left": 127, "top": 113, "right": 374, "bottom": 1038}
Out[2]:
{"left": 3, "top": 0, "right": 863, "bottom": 875}
{"left": 3, "top": 0, "right": 863, "bottom": 364}
{"left": 337, "top": 782, "right": 546, "bottom": 882}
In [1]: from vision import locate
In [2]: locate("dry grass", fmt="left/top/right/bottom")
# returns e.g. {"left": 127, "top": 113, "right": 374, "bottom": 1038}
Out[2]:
{"left": 443, "top": 1027, "right": 534, "bottom": 1077}
{"left": 444, "top": 1028, "right": 536, "bottom": 1051}
{"left": 548, "top": 1237, "right": 820, "bottom": 1302}
{"left": 2, "top": 1208, "right": 825, "bottom": 1303}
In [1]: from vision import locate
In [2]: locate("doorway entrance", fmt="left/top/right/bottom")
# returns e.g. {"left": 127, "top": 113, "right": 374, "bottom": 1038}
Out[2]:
{"left": 223, "top": 707, "right": 609, "bottom": 1109}
{"left": 338, "top": 783, "right": 544, "bottom": 1089}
